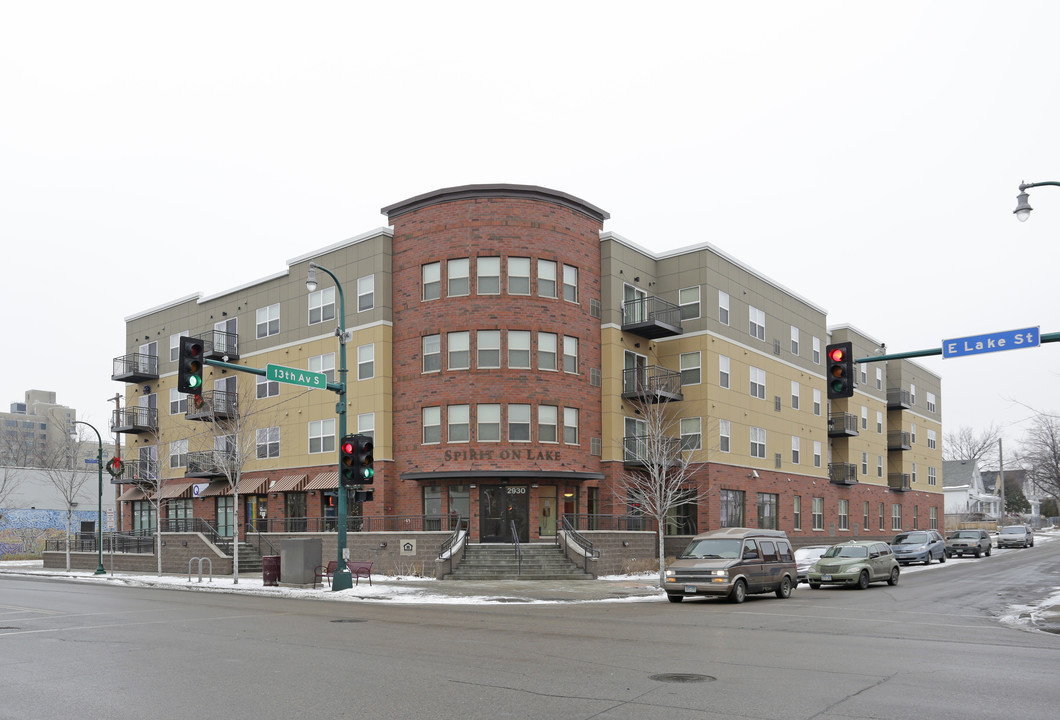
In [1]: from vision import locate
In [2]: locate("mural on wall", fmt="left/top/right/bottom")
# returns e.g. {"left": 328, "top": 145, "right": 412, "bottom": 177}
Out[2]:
{"left": 0, "top": 508, "right": 100, "bottom": 559}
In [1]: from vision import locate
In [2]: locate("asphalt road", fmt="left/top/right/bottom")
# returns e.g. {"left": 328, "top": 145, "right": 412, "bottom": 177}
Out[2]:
{"left": 2, "top": 544, "right": 1058, "bottom": 720}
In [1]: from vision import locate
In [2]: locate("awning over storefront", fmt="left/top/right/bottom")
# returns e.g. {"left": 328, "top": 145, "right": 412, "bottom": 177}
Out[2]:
{"left": 269, "top": 474, "right": 309, "bottom": 493}
{"left": 234, "top": 476, "right": 270, "bottom": 495}
{"left": 304, "top": 471, "right": 338, "bottom": 491}
{"left": 197, "top": 481, "right": 229, "bottom": 497}
{"left": 159, "top": 481, "right": 196, "bottom": 499}
{"left": 117, "top": 486, "right": 146, "bottom": 502}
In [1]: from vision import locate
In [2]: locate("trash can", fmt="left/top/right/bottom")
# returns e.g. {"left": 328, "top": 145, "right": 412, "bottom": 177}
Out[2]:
{"left": 262, "top": 555, "right": 281, "bottom": 586}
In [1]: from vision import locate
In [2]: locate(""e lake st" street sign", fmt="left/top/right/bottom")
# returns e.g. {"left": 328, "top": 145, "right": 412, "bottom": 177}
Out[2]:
{"left": 266, "top": 363, "right": 328, "bottom": 389}
{"left": 942, "top": 326, "right": 1040, "bottom": 359}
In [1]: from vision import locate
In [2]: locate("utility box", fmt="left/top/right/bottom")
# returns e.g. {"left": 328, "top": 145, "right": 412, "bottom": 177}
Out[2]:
{"left": 280, "top": 538, "right": 322, "bottom": 586}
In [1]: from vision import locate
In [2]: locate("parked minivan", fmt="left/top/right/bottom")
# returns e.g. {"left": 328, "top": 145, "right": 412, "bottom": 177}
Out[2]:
{"left": 663, "top": 527, "right": 798, "bottom": 604}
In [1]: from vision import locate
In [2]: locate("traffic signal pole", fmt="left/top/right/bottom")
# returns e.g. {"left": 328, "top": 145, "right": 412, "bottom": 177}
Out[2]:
{"left": 855, "top": 331, "right": 1060, "bottom": 364}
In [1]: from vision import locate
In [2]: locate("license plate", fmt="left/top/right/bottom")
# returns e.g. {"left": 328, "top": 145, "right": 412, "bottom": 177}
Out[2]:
{"left": 821, "top": 574, "right": 832, "bottom": 581}
{"left": 684, "top": 585, "right": 696, "bottom": 594}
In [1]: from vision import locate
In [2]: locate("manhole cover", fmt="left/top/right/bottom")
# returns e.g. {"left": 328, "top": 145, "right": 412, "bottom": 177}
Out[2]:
{"left": 649, "top": 673, "right": 715, "bottom": 684}
{"left": 330, "top": 618, "right": 365, "bottom": 623}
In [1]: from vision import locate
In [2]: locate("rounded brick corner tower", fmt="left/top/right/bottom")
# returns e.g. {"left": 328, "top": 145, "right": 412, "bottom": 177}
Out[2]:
{"left": 381, "top": 184, "right": 609, "bottom": 542}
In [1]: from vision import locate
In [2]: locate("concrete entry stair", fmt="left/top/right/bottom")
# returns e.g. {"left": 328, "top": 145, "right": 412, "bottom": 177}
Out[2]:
{"left": 447, "top": 543, "right": 592, "bottom": 580}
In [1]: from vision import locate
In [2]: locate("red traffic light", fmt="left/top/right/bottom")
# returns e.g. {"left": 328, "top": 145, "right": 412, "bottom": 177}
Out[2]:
{"left": 828, "top": 346, "right": 846, "bottom": 363}
{"left": 341, "top": 440, "right": 355, "bottom": 455}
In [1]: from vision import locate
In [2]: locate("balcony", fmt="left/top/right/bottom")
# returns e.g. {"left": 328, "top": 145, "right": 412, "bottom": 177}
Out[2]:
{"left": 887, "top": 431, "right": 911, "bottom": 451}
{"left": 622, "top": 434, "right": 683, "bottom": 467}
{"left": 622, "top": 296, "right": 683, "bottom": 339}
{"left": 111, "top": 353, "right": 158, "bottom": 383}
{"left": 828, "top": 462, "right": 859, "bottom": 485}
{"left": 112, "top": 459, "right": 160, "bottom": 486}
{"left": 202, "top": 329, "right": 239, "bottom": 361}
{"left": 827, "top": 412, "right": 859, "bottom": 437}
{"left": 887, "top": 388, "right": 911, "bottom": 410}
{"left": 186, "top": 450, "right": 232, "bottom": 479}
{"left": 185, "top": 390, "right": 238, "bottom": 422}
{"left": 888, "top": 473, "right": 911, "bottom": 492}
{"left": 621, "top": 366, "right": 683, "bottom": 403}
{"left": 111, "top": 406, "right": 158, "bottom": 435}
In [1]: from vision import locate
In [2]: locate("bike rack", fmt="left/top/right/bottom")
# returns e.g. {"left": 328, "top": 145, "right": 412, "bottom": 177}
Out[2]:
{"left": 188, "top": 557, "right": 214, "bottom": 583}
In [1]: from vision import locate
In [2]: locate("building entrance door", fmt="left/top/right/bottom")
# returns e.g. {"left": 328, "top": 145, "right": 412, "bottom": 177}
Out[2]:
{"left": 479, "top": 485, "right": 529, "bottom": 542}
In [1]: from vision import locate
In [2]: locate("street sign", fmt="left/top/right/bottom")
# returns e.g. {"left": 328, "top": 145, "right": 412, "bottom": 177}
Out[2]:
{"left": 265, "top": 363, "right": 328, "bottom": 389}
{"left": 942, "top": 326, "right": 1040, "bottom": 359}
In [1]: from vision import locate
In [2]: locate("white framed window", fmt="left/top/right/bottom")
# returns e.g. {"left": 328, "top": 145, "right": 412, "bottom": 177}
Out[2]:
{"left": 862, "top": 452, "right": 869, "bottom": 475}
{"left": 448, "top": 404, "right": 470, "bottom": 443}
{"left": 812, "top": 336, "right": 821, "bottom": 364}
{"left": 538, "top": 332, "right": 557, "bottom": 371}
{"left": 750, "top": 426, "right": 766, "bottom": 458}
{"left": 308, "top": 287, "right": 335, "bottom": 325}
{"left": 257, "top": 426, "right": 280, "bottom": 459}
{"left": 813, "top": 388, "right": 821, "bottom": 416}
{"left": 812, "top": 497, "right": 824, "bottom": 531}
{"left": 791, "top": 436, "right": 800, "bottom": 464}
{"left": 719, "top": 419, "right": 731, "bottom": 452}
{"left": 861, "top": 406, "right": 868, "bottom": 429}
{"left": 562, "top": 264, "right": 578, "bottom": 303}
{"left": 256, "top": 304, "right": 279, "bottom": 339}
{"left": 423, "top": 334, "right": 441, "bottom": 373}
{"left": 681, "top": 417, "right": 702, "bottom": 451}
{"left": 478, "top": 330, "right": 501, "bottom": 369}
{"left": 508, "top": 330, "right": 530, "bottom": 368}
{"left": 422, "top": 262, "right": 441, "bottom": 301}
{"left": 357, "top": 412, "right": 375, "bottom": 441}
{"left": 912, "top": 463, "right": 918, "bottom": 484}
{"left": 749, "top": 306, "right": 765, "bottom": 340}
{"left": 477, "top": 257, "right": 500, "bottom": 295}
{"left": 309, "top": 352, "right": 336, "bottom": 383}
{"left": 448, "top": 257, "right": 470, "bottom": 297}
{"left": 169, "top": 333, "right": 185, "bottom": 362}
{"left": 448, "top": 331, "right": 469, "bottom": 370}
{"left": 357, "top": 275, "right": 375, "bottom": 312}
{"left": 927, "top": 392, "right": 936, "bottom": 413}
{"left": 537, "top": 259, "right": 557, "bottom": 298}
{"left": 910, "top": 383, "right": 917, "bottom": 406}
{"left": 749, "top": 366, "right": 766, "bottom": 399}
{"left": 508, "top": 404, "right": 531, "bottom": 442}
{"left": 538, "top": 405, "right": 558, "bottom": 443}
{"left": 718, "top": 291, "right": 730, "bottom": 325}
{"left": 719, "top": 355, "right": 730, "bottom": 389}
{"left": 878, "top": 455, "right": 883, "bottom": 478}
{"left": 357, "top": 344, "right": 375, "bottom": 380}
{"left": 927, "top": 429, "right": 937, "bottom": 449}
{"left": 928, "top": 466, "right": 937, "bottom": 486}
{"left": 790, "top": 326, "right": 800, "bottom": 355}
{"left": 791, "top": 381, "right": 800, "bottom": 410}
{"left": 563, "top": 336, "right": 578, "bottom": 374}
{"left": 169, "top": 388, "right": 187, "bottom": 415}
{"left": 308, "top": 418, "right": 336, "bottom": 454}
{"left": 422, "top": 407, "right": 441, "bottom": 444}
{"left": 876, "top": 367, "right": 883, "bottom": 390}
{"left": 563, "top": 407, "right": 579, "bottom": 445}
{"left": 876, "top": 411, "right": 883, "bottom": 434}
{"left": 911, "top": 423, "right": 917, "bottom": 443}
{"left": 679, "top": 286, "right": 700, "bottom": 320}
{"left": 170, "top": 439, "right": 187, "bottom": 469}
{"left": 477, "top": 404, "right": 501, "bottom": 442}
{"left": 680, "top": 351, "right": 701, "bottom": 385}
{"left": 813, "top": 440, "right": 822, "bottom": 468}
{"left": 838, "top": 499, "right": 849, "bottom": 531}
{"left": 255, "top": 374, "right": 279, "bottom": 400}
{"left": 892, "top": 504, "right": 902, "bottom": 531}
{"left": 508, "top": 257, "right": 530, "bottom": 295}
{"left": 793, "top": 495, "right": 802, "bottom": 530}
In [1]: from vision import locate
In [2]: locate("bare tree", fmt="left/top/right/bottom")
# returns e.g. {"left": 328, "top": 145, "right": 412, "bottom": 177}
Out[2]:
{"left": 0, "top": 464, "right": 22, "bottom": 513}
{"left": 39, "top": 426, "right": 93, "bottom": 571}
{"left": 944, "top": 424, "right": 1003, "bottom": 469}
{"left": 1018, "top": 412, "right": 1060, "bottom": 505}
{"left": 613, "top": 397, "right": 711, "bottom": 585}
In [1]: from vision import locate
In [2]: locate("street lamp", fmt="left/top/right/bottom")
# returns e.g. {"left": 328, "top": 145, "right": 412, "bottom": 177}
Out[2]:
{"left": 1014, "top": 180, "right": 1060, "bottom": 221}
{"left": 71, "top": 420, "right": 106, "bottom": 575}
{"left": 306, "top": 262, "right": 353, "bottom": 591}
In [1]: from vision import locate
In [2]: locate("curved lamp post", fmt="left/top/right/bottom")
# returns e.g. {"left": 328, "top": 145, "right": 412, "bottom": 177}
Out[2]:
{"left": 306, "top": 262, "right": 353, "bottom": 591}
{"left": 71, "top": 420, "right": 106, "bottom": 575}
{"left": 1014, "top": 181, "right": 1060, "bottom": 221}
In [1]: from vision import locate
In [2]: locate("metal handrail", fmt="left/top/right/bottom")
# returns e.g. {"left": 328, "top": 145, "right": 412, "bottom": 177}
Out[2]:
{"left": 510, "top": 520, "right": 522, "bottom": 576}
{"left": 438, "top": 516, "right": 468, "bottom": 577}
{"left": 560, "top": 514, "right": 600, "bottom": 571}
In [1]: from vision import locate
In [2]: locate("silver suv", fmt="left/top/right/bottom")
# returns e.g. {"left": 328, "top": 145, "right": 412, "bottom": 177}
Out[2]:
{"left": 946, "top": 529, "right": 992, "bottom": 558}
{"left": 997, "top": 525, "right": 1034, "bottom": 549}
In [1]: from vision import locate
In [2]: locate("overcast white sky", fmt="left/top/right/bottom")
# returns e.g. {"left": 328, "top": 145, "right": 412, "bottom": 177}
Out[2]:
{"left": 2, "top": 2, "right": 1058, "bottom": 458}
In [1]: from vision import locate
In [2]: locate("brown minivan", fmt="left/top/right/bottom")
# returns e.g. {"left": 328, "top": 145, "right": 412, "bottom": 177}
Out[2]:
{"left": 663, "top": 527, "right": 798, "bottom": 604}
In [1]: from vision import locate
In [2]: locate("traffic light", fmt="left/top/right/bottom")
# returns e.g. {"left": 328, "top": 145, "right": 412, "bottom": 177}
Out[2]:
{"left": 353, "top": 487, "right": 375, "bottom": 503}
{"left": 826, "top": 341, "right": 855, "bottom": 399}
{"left": 340, "top": 435, "right": 358, "bottom": 486}
{"left": 353, "top": 434, "right": 374, "bottom": 485}
{"left": 177, "top": 336, "right": 205, "bottom": 395}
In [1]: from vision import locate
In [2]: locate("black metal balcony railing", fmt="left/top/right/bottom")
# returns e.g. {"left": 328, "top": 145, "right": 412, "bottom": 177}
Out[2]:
{"left": 888, "top": 473, "right": 911, "bottom": 491}
{"left": 111, "top": 406, "right": 159, "bottom": 434}
{"left": 114, "top": 459, "right": 159, "bottom": 486}
{"left": 186, "top": 450, "right": 233, "bottom": 478}
{"left": 111, "top": 353, "right": 159, "bottom": 383}
{"left": 827, "top": 412, "right": 859, "bottom": 437}
{"left": 622, "top": 435, "right": 683, "bottom": 465}
{"left": 888, "top": 431, "right": 912, "bottom": 451}
{"left": 45, "top": 533, "right": 155, "bottom": 554}
{"left": 828, "top": 462, "right": 859, "bottom": 485}
{"left": 201, "top": 329, "right": 239, "bottom": 360}
{"left": 621, "top": 366, "right": 683, "bottom": 403}
{"left": 621, "top": 296, "right": 683, "bottom": 339}
{"left": 186, "top": 390, "right": 238, "bottom": 421}
{"left": 887, "top": 388, "right": 912, "bottom": 409}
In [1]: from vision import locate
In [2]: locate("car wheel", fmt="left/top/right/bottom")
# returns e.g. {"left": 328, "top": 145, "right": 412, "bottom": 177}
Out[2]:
{"left": 775, "top": 576, "right": 792, "bottom": 599}
{"left": 986, "top": 546, "right": 992, "bottom": 556}
{"left": 1029, "top": 540, "right": 1034, "bottom": 547}
{"left": 974, "top": 548, "right": 981, "bottom": 558}
{"left": 939, "top": 552, "right": 946, "bottom": 564}
{"left": 728, "top": 579, "right": 747, "bottom": 604}
{"left": 857, "top": 570, "right": 870, "bottom": 590}
{"left": 809, "top": 582, "right": 821, "bottom": 589}
{"left": 667, "top": 594, "right": 683, "bottom": 603}
{"left": 887, "top": 566, "right": 900, "bottom": 586}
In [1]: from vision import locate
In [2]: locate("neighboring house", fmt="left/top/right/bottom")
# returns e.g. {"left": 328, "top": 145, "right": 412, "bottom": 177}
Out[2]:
{"left": 982, "top": 468, "right": 1042, "bottom": 518}
{"left": 943, "top": 460, "right": 1000, "bottom": 519}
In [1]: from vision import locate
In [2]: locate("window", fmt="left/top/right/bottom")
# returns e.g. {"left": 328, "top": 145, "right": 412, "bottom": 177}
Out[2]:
{"left": 423, "top": 407, "right": 441, "bottom": 444}
{"left": 791, "top": 381, "right": 800, "bottom": 410}
{"left": 508, "top": 257, "right": 530, "bottom": 295}
{"left": 562, "top": 264, "right": 578, "bottom": 303}
{"left": 758, "top": 493, "right": 778, "bottom": 530}
{"left": 912, "top": 463, "right": 918, "bottom": 484}
{"left": 357, "top": 413, "right": 375, "bottom": 441}
{"left": 913, "top": 505, "right": 919, "bottom": 530}
{"left": 448, "top": 331, "right": 469, "bottom": 370}
{"left": 813, "top": 388, "right": 821, "bottom": 416}
{"left": 477, "top": 404, "right": 501, "bottom": 442}
{"left": 928, "top": 466, "right": 937, "bottom": 486}
{"left": 423, "top": 334, "right": 441, "bottom": 373}
{"left": 861, "top": 406, "right": 868, "bottom": 429}
{"left": 911, "top": 423, "right": 917, "bottom": 444}
{"left": 877, "top": 456, "right": 883, "bottom": 478}
{"left": 910, "top": 383, "right": 916, "bottom": 405}
{"left": 927, "top": 429, "right": 937, "bottom": 449}
{"left": 863, "top": 502, "right": 870, "bottom": 532}
{"left": 750, "top": 426, "right": 766, "bottom": 458}
{"left": 256, "top": 374, "right": 279, "bottom": 399}
{"left": 563, "top": 336, "right": 579, "bottom": 373}
{"left": 877, "top": 411, "right": 883, "bottom": 434}
{"left": 537, "top": 259, "right": 557, "bottom": 298}
{"left": 508, "top": 330, "right": 531, "bottom": 368}
{"left": 929, "top": 506, "right": 938, "bottom": 529}
{"left": 563, "top": 407, "right": 579, "bottom": 445}
{"left": 448, "top": 404, "right": 470, "bottom": 443}
{"left": 169, "top": 388, "right": 187, "bottom": 415}
{"left": 680, "top": 417, "right": 702, "bottom": 451}
{"left": 812, "top": 336, "right": 821, "bottom": 364}
{"left": 718, "top": 290, "right": 729, "bottom": 325}
{"left": 719, "top": 355, "right": 731, "bottom": 389}
{"left": 538, "top": 332, "right": 557, "bottom": 371}
{"left": 357, "top": 275, "right": 375, "bottom": 312}
{"left": 812, "top": 497, "right": 824, "bottom": 531}
{"left": 679, "top": 286, "right": 700, "bottom": 320}
{"left": 309, "top": 418, "right": 336, "bottom": 454}
{"left": 793, "top": 495, "right": 802, "bottom": 530}
{"left": 892, "top": 504, "right": 902, "bottom": 531}
{"left": 257, "top": 426, "right": 280, "bottom": 459}
{"left": 357, "top": 344, "right": 375, "bottom": 380}
{"left": 862, "top": 452, "right": 868, "bottom": 475}
{"left": 477, "top": 257, "right": 500, "bottom": 295}
{"left": 791, "top": 436, "right": 800, "bottom": 464}
{"left": 719, "top": 419, "right": 731, "bottom": 452}
{"left": 790, "top": 326, "right": 800, "bottom": 355}
{"left": 308, "top": 287, "right": 335, "bottom": 325}
{"left": 879, "top": 502, "right": 886, "bottom": 531}
{"left": 876, "top": 367, "right": 883, "bottom": 390}
{"left": 448, "top": 258, "right": 469, "bottom": 297}
{"left": 838, "top": 499, "right": 849, "bottom": 531}
{"left": 478, "top": 330, "right": 501, "bottom": 369}
{"left": 749, "top": 366, "right": 766, "bottom": 399}
{"left": 169, "top": 439, "right": 187, "bottom": 469}
{"left": 422, "top": 262, "right": 441, "bottom": 301}
{"left": 927, "top": 392, "right": 936, "bottom": 413}
{"left": 720, "top": 489, "right": 745, "bottom": 527}
{"left": 813, "top": 440, "right": 822, "bottom": 468}
{"left": 679, "top": 351, "right": 701, "bottom": 385}
{"left": 508, "top": 404, "right": 531, "bottom": 442}
{"left": 309, "top": 352, "right": 336, "bottom": 383}
{"left": 169, "top": 333, "right": 184, "bottom": 362}
{"left": 749, "top": 306, "right": 765, "bottom": 340}
{"left": 538, "top": 405, "right": 558, "bottom": 443}
{"left": 256, "top": 304, "right": 279, "bottom": 339}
